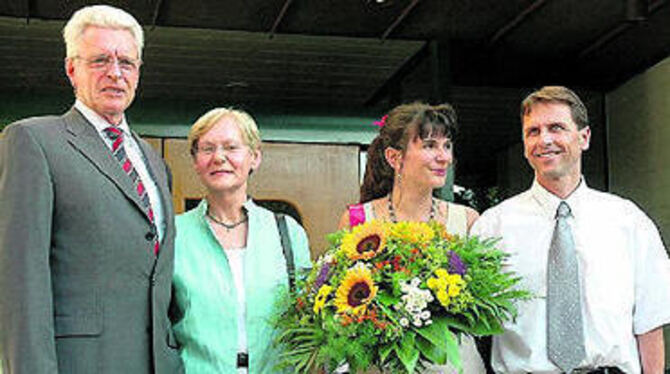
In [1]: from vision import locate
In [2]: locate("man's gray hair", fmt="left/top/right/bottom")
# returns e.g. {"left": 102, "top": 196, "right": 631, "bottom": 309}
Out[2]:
{"left": 62, "top": 5, "right": 144, "bottom": 60}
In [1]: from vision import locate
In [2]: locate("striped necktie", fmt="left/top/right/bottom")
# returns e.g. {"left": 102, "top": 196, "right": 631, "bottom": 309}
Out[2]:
{"left": 103, "top": 126, "right": 159, "bottom": 255}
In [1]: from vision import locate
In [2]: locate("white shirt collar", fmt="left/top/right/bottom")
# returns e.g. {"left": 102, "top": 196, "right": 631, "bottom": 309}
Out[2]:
{"left": 74, "top": 100, "right": 131, "bottom": 135}
{"left": 529, "top": 177, "right": 589, "bottom": 219}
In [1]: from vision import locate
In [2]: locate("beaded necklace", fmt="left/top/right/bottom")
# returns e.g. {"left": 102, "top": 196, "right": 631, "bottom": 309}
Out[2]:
{"left": 387, "top": 194, "right": 436, "bottom": 223}
{"left": 206, "top": 209, "right": 248, "bottom": 232}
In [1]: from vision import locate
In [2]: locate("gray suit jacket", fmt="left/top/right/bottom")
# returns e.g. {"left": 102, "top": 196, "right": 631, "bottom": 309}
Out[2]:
{"left": 0, "top": 109, "right": 183, "bottom": 373}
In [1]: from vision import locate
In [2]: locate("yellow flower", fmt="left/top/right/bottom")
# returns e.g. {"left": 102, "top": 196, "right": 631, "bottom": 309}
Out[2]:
{"left": 389, "top": 221, "right": 435, "bottom": 243}
{"left": 313, "top": 285, "right": 333, "bottom": 315}
{"left": 426, "top": 268, "right": 465, "bottom": 307}
{"left": 430, "top": 221, "right": 454, "bottom": 241}
{"left": 340, "top": 220, "right": 387, "bottom": 260}
{"left": 437, "top": 290, "right": 449, "bottom": 305}
{"left": 334, "top": 265, "right": 378, "bottom": 316}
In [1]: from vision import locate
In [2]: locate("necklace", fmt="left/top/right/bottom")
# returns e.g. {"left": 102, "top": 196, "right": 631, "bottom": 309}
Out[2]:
{"left": 207, "top": 209, "right": 248, "bottom": 232}
{"left": 388, "top": 194, "right": 436, "bottom": 223}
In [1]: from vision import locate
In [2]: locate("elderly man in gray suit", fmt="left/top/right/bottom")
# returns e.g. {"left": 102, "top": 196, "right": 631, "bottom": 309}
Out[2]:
{"left": 0, "top": 5, "right": 182, "bottom": 373}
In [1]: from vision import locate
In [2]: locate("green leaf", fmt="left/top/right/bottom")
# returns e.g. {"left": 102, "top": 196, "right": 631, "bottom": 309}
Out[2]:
{"left": 441, "top": 315, "right": 503, "bottom": 336}
{"left": 376, "top": 290, "right": 400, "bottom": 306}
{"left": 415, "top": 335, "right": 447, "bottom": 365}
{"left": 395, "top": 331, "right": 420, "bottom": 373}
{"left": 419, "top": 317, "right": 461, "bottom": 371}
{"left": 379, "top": 343, "right": 395, "bottom": 362}
{"left": 415, "top": 318, "right": 450, "bottom": 347}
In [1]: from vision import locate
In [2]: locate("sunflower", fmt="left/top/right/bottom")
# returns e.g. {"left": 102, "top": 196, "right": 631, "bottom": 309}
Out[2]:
{"left": 340, "top": 220, "right": 387, "bottom": 260}
{"left": 389, "top": 221, "right": 435, "bottom": 244}
{"left": 334, "top": 265, "right": 378, "bottom": 315}
{"left": 313, "top": 285, "right": 333, "bottom": 315}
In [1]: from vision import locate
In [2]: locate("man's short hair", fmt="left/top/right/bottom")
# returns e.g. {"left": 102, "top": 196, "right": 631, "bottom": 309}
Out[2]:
{"left": 521, "top": 86, "right": 589, "bottom": 129}
{"left": 188, "top": 108, "right": 262, "bottom": 158}
{"left": 62, "top": 5, "right": 144, "bottom": 60}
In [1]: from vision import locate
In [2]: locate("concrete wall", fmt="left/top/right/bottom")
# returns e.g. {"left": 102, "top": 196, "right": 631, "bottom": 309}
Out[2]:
{"left": 607, "top": 56, "right": 670, "bottom": 371}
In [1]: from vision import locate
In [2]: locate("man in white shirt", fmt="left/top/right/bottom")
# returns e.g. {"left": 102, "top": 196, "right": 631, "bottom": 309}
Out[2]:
{"left": 0, "top": 5, "right": 181, "bottom": 373}
{"left": 472, "top": 86, "right": 670, "bottom": 374}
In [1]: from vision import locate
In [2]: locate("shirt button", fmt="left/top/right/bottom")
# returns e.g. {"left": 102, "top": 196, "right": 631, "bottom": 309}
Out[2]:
{"left": 145, "top": 232, "right": 155, "bottom": 241}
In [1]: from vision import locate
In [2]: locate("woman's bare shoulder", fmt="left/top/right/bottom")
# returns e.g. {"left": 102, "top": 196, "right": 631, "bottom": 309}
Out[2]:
{"left": 435, "top": 199, "right": 479, "bottom": 230}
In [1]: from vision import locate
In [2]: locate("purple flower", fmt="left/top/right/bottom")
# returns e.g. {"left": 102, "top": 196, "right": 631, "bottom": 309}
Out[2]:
{"left": 314, "top": 262, "right": 331, "bottom": 288}
{"left": 448, "top": 251, "right": 467, "bottom": 276}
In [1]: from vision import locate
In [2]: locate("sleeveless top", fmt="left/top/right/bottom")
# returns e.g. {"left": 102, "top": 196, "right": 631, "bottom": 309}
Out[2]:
{"left": 349, "top": 201, "right": 468, "bottom": 236}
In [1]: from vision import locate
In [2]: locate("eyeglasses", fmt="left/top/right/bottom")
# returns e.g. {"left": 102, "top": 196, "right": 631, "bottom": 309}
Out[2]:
{"left": 74, "top": 54, "right": 141, "bottom": 74}
{"left": 196, "top": 143, "right": 249, "bottom": 157}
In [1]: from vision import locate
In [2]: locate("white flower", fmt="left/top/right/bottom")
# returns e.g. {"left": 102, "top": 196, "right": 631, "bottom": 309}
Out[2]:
{"left": 398, "top": 279, "right": 436, "bottom": 324}
{"left": 425, "top": 319, "right": 433, "bottom": 325}
{"left": 400, "top": 318, "right": 409, "bottom": 327}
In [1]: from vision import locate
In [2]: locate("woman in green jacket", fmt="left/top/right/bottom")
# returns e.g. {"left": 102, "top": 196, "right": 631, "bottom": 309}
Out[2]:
{"left": 172, "top": 108, "right": 311, "bottom": 373}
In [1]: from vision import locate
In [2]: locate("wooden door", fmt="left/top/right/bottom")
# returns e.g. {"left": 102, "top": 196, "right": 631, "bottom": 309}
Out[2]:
{"left": 164, "top": 138, "right": 360, "bottom": 257}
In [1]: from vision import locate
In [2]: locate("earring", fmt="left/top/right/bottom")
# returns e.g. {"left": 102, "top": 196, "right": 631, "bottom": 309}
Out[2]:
{"left": 395, "top": 171, "right": 402, "bottom": 188}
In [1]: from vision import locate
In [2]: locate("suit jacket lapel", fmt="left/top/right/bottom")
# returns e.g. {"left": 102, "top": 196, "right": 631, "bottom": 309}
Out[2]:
{"left": 133, "top": 132, "right": 176, "bottom": 262}
{"left": 63, "top": 109, "right": 148, "bottom": 219}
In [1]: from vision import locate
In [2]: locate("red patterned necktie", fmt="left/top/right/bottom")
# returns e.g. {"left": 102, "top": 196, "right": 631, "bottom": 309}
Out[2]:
{"left": 103, "top": 126, "right": 159, "bottom": 255}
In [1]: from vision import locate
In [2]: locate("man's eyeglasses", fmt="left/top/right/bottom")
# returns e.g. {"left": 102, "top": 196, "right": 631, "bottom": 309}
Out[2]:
{"left": 74, "top": 54, "right": 141, "bottom": 73}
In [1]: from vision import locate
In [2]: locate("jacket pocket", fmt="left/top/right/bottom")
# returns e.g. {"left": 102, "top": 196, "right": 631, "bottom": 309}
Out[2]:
{"left": 54, "top": 314, "right": 103, "bottom": 337}
{"left": 54, "top": 295, "right": 103, "bottom": 337}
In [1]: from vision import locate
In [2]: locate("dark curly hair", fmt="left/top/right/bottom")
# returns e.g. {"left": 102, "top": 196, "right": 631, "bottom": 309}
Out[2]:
{"left": 360, "top": 102, "right": 458, "bottom": 203}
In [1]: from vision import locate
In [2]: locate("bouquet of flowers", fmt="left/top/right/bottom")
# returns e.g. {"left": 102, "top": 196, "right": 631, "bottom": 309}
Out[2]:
{"left": 274, "top": 220, "right": 530, "bottom": 373}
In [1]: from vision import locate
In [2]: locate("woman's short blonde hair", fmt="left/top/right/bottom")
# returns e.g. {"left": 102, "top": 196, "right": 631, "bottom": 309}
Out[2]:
{"left": 188, "top": 108, "right": 262, "bottom": 157}
{"left": 63, "top": 5, "right": 144, "bottom": 59}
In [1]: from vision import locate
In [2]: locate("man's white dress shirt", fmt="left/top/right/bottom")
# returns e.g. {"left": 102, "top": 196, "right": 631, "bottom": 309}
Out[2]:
{"left": 471, "top": 179, "right": 670, "bottom": 374}
{"left": 75, "top": 100, "right": 166, "bottom": 242}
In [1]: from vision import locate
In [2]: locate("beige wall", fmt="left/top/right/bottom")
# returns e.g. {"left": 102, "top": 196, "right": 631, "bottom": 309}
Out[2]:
{"left": 607, "top": 56, "right": 670, "bottom": 367}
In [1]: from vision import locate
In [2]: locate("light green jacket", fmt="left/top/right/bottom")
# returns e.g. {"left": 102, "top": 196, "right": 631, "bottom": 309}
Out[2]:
{"left": 172, "top": 199, "right": 311, "bottom": 373}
